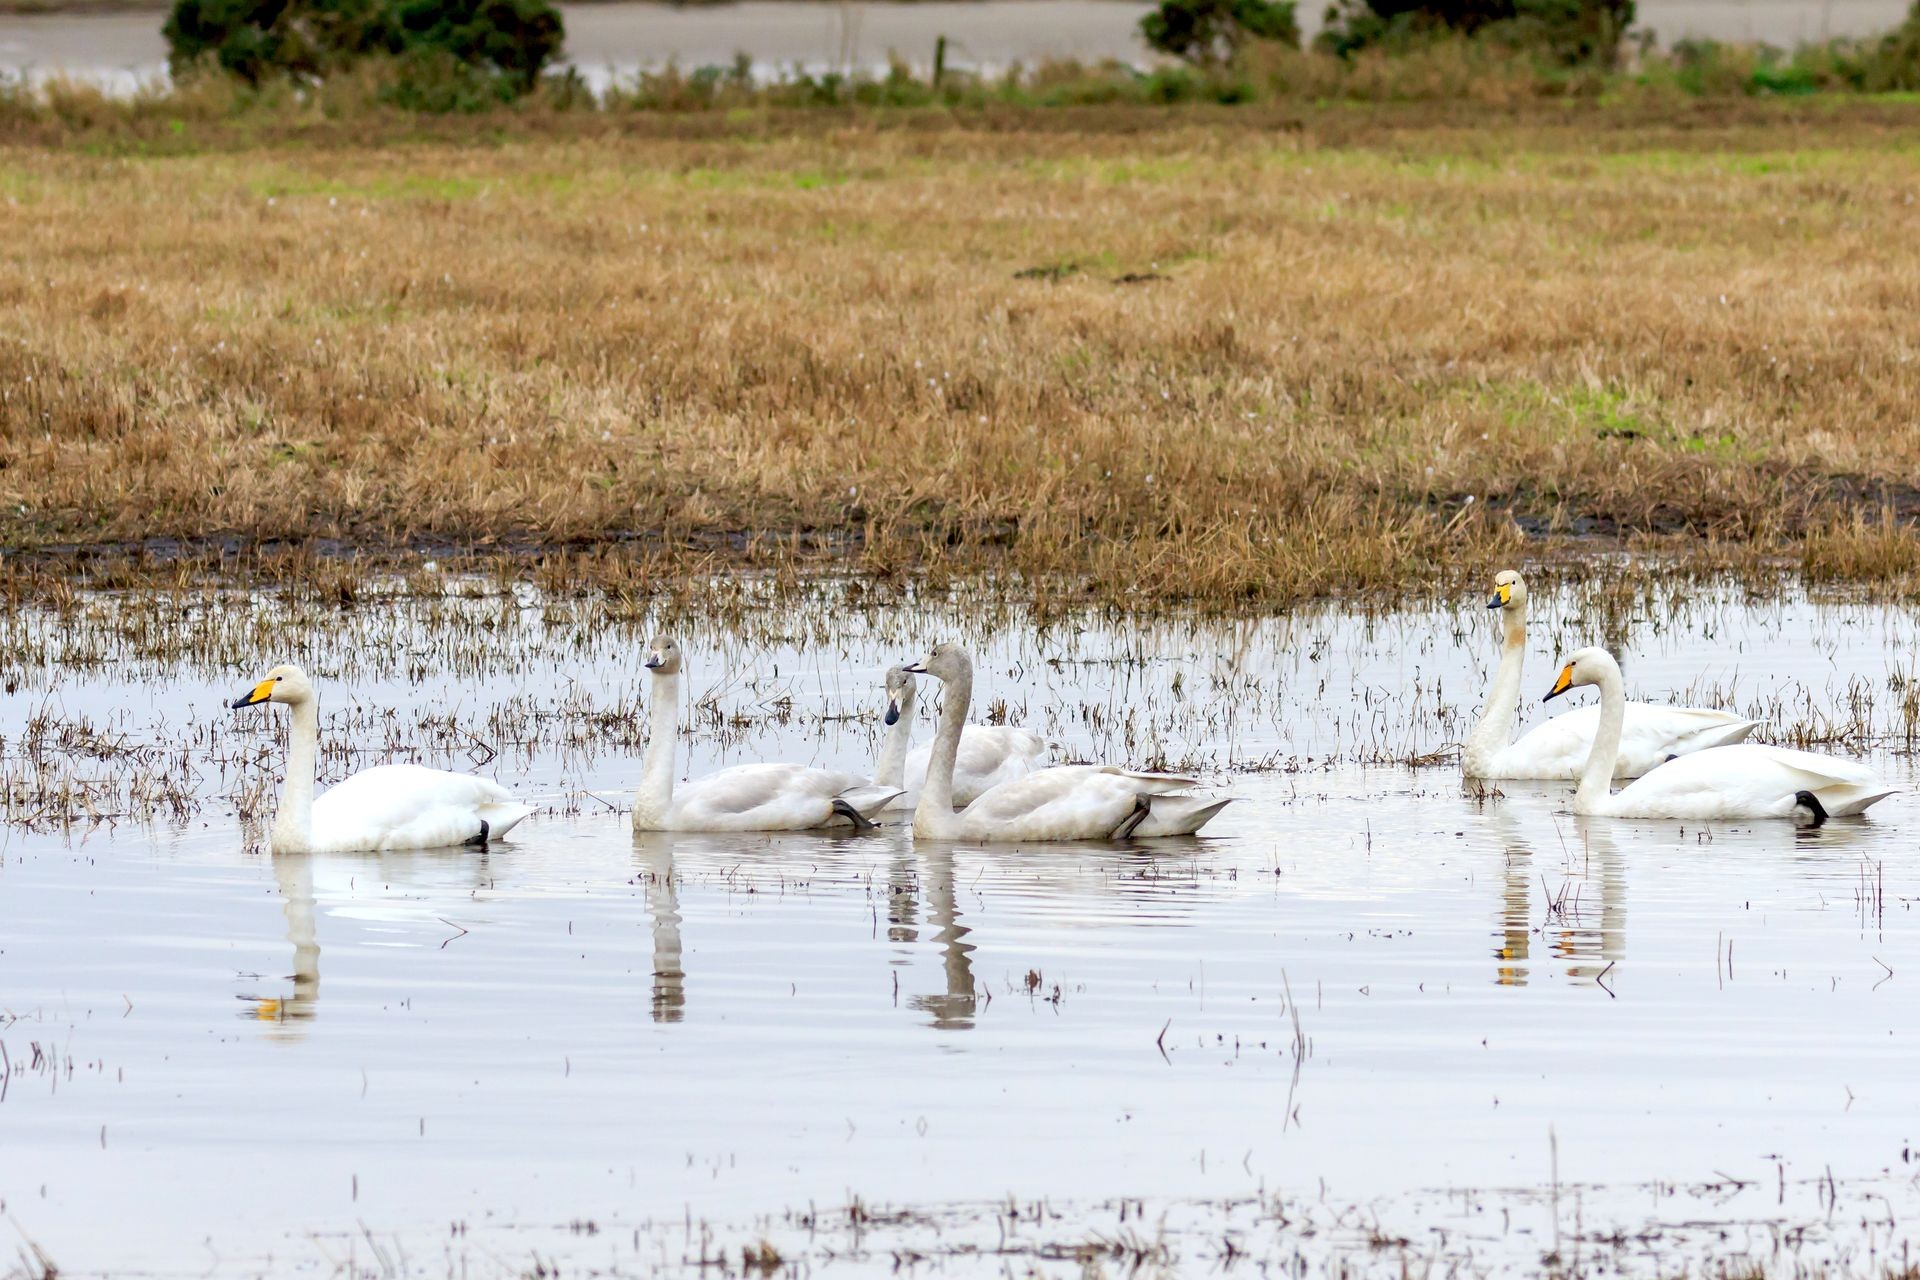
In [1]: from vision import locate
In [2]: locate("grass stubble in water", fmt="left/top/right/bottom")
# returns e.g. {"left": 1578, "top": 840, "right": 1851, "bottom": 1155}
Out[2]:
{"left": 3, "top": 571, "right": 1920, "bottom": 1276}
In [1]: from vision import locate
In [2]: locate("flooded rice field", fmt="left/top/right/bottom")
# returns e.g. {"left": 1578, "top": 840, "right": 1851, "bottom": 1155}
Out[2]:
{"left": 4, "top": 571, "right": 1920, "bottom": 1277}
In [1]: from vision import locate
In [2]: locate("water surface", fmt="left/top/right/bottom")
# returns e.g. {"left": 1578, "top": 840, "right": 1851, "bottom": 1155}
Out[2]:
{"left": 3, "top": 575, "right": 1919, "bottom": 1275}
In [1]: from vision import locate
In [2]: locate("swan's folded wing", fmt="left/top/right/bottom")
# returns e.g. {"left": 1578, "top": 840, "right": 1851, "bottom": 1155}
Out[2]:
{"left": 961, "top": 766, "right": 1139, "bottom": 828}
{"left": 1619, "top": 743, "right": 1893, "bottom": 817}
{"left": 1505, "top": 704, "right": 1760, "bottom": 779}
{"left": 1737, "top": 744, "right": 1876, "bottom": 785}
{"left": 1619, "top": 705, "right": 1763, "bottom": 756}
{"left": 308, "top": 764, "right": 529, "bottom": 850}
{"left": 672, "top": 763, "right": 852, "bottom": 829}
{"left": 1099, "top": 767, "right": 1203, "bottom": 791}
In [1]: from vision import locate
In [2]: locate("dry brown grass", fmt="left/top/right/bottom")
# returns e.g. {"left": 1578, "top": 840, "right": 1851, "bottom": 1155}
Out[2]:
{"left": 4, "top": 103, "right": 1920, "bottom": 604}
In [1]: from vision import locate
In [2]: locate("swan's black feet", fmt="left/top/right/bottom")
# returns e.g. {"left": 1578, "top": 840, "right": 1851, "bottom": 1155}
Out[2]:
{"left": 1791, "top": 790, "right": 1829, "bottom": 827}
{"left": 465, "top": 819, "right": 491, "bottom": 847}
{"left": 1114, "top": 794, "right": 1152, "bottom": 840}
{"left": 831, "top": 798, "right": 877, "bottom": 832}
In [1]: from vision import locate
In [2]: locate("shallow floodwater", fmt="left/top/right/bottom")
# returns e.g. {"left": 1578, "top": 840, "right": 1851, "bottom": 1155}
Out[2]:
{"left": 3, "top": 574, "right": 1920, "bottom": 1276}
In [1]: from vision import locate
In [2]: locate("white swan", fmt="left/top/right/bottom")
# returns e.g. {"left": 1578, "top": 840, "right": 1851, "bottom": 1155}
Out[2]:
{"left": 633, "top": 636, "right": 900, "bottom": 832}
{"left": 1545, "top": 646, "right": 1894, "bottom": 822}
{"left": 230, "top": 664, "right": 532, "bottom": 854}
{"left": 904, "top": 643, "right": 1229, "bottom": 841}
{"left": 873, "top": 665, "right": 1046, "bottom": 809}
{"left": 1464, "top": 570, "right": 1759, "bottom": 780}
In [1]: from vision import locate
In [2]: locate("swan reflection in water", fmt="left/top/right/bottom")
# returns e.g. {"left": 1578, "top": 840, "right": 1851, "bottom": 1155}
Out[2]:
{"left": 633, "top": 833, "right": 686, "bottom": 1023}
{"left": 890, "top": 846, "right": 978, "bottom": 1031}
{"left": 245, "top": 850, "right": 321, "bottom": 1035}
{"left": 1489, "top": 811, "right": 1625, "bottom": 990}
{"left": 244, "top": 846, "right": 499, "bottom": 1035}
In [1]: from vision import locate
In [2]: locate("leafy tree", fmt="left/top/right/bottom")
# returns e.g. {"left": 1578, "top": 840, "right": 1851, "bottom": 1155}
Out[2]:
{"left": 164, "top": 0, "right": 563, "bottom": 94}
{"left": 1316, "top": 0, "right": 1634, "bottom": 65}
{"left": 1141, "top": 0, "right": 1302, "bottom": 65}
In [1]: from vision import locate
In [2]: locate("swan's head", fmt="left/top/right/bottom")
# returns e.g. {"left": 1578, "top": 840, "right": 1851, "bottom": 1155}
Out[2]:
{"left": 230, "top": 663, "right": 314, "bottom": 709}
{"left": 903, "top": 642, "right": 970, "bottom": 685}
{"left": 883, "top": 665, "right": 916, "bottom": 725}
{"left": 644, "top": 635, "right": 684, "bottom": 676}
{"left": 1543, "top": 646, "right": 1617, "bottom": 702}
{"left": 1489, "top": 569, "right": 1527, "bottom": 612}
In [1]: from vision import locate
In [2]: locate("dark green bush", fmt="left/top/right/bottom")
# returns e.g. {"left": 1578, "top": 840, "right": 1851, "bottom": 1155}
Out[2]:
{"left": 392, "top": 0, "right": 561, "bottom": 91}
{"left": 164, "top": 0, "right": 562, "bottom": 95}
{"left": 1140, "top": 0, "right": 1301, "bottom": 65}
{"left": 1316, "top": 0, "right": 1632, "bottom": 66}
{"left": 165, "top": 0, "right": 398, "bottom": 84}
{"left": 1864, "top": 1, "right": 1920, "bottom": 89}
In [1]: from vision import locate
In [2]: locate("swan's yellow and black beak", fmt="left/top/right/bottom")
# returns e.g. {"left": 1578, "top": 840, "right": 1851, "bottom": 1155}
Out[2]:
{"left": 903, "top": 659, "right": 928, "bottom": 675}
{"left": 884, "top": 698, "right": 900, "bottom": 726}
{"left": 1543, "top": 663, "right": 1574, "bottom": 702}
{"left": 230, "top": 678, "right": 275, "bottom": 709}
{"left": 1488, "top": 583, "right": 1511, "bottom": 610}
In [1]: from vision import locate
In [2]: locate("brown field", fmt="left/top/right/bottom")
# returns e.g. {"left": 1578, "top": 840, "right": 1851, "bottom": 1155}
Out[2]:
{"left": 4, "top": 100, "right": 1920, "bottom": 605}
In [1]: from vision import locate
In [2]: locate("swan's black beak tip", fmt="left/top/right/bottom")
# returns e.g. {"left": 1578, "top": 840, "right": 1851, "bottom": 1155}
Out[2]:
{"left": 1486, "top": 596, "right": 1503, "bottom": 610}
{"left": 903, "top": 662, "right": 927, "bottom": 675}
{"left": 884, "top": 700, "right": 899, "bottom": 726}
{"left": 643, "top": 657, "right": 663, "bottom": 670}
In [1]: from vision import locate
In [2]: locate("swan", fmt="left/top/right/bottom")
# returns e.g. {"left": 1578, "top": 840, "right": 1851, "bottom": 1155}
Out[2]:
{"left": 633, "top": 636, "right": 900, "bottom": 832}
{"left": 1545, "top": 646, "right": 1894, "bottom": 822}
{"left": 1464, "top": 569, "right": 1760, "bottom": 779}
{"left": 230, "top": 664, "right": 533, "bottom": 854}
{"left": 873, "top": 665, "right": 1046, "bottom": 809}
{"left": 904, "top": 643, "right": 1229, "bottom": 841}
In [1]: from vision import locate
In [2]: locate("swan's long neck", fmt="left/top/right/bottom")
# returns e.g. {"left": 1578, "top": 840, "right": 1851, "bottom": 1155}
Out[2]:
{"left": 913, "top": 667, "right": 971, "bottom": 837}
{"left": 1464, "top": 605, "right": 1527, "bottom": 774}
{"left": 875, "top": 684, "right": 915, "bottom": 788}
{"left": 1575, "top": 662, "right": 1626, "bottom": 813}
{"left": 271, "top": 698, "right": 319, "bottom": 853}
{"left": 635, "top": 670, "right": 680, "bottom": 829}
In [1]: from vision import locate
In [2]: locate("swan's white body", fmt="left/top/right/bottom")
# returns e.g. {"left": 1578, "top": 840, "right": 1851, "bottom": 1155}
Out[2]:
{"left": 1549, "top": 647, "right": 1894, "bottom": 821}
{"left": 232, "top": 667, "right": 531, "bottom": 855}
{"left": 1465, "top": 571, "right": 1759, "bottom": 780}
{"left": 873, "top": 667, "right": 1045, "bottom": 809}
{"left": 906, "top": 728, "right": 1046, "bottom": 807}
{"left": 633, "top": 638, "right": 899, "bottom": 832}
{"left": 907, "top": 644, "right": 1229, "bottom": 842}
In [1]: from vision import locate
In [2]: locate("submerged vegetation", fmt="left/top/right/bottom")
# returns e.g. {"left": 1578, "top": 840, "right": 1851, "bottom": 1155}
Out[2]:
{"left": 5, "top": 102, "right": 1920, "bottom": 605}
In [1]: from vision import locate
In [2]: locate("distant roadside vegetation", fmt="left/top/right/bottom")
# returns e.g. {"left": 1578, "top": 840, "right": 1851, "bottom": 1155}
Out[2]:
{"left": 1, "top": 0, "right": 1917, "bottom": 109}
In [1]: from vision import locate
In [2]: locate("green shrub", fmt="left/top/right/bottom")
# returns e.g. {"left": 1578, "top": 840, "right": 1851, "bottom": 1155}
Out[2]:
{"left": 391, "top": 0, "right": 561, "bottom": 91}
{"left": 163, "top": 0, "right": 562, "bottom": 96}
{"left": 164, "top": 0, "right": 398, "bottom": 84}
{"left": 1863, "top": 1, "right": 1920, "bottom": 89}
{"left": 1140, "top": 0, "right": 1301, "bottom": 65}
{"left": 1316, "top": 0, "right": 1632, "bottom": 66}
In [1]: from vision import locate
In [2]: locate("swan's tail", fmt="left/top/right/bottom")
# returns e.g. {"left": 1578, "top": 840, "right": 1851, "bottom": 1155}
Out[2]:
{"left": 1676, "top": 718, "right": 1765, "bottom": 754}
{"left": 837, "top": 785, "right": 905, "bottom": 821}
{"left": 478, "top": 802, "right": 534, "bottom": 840}
{"left": 1129, "top": 795, "right": 1233, "bottom": 838}
{"left": 1817, "top": 784, "right": 1897, "bottom": 818}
